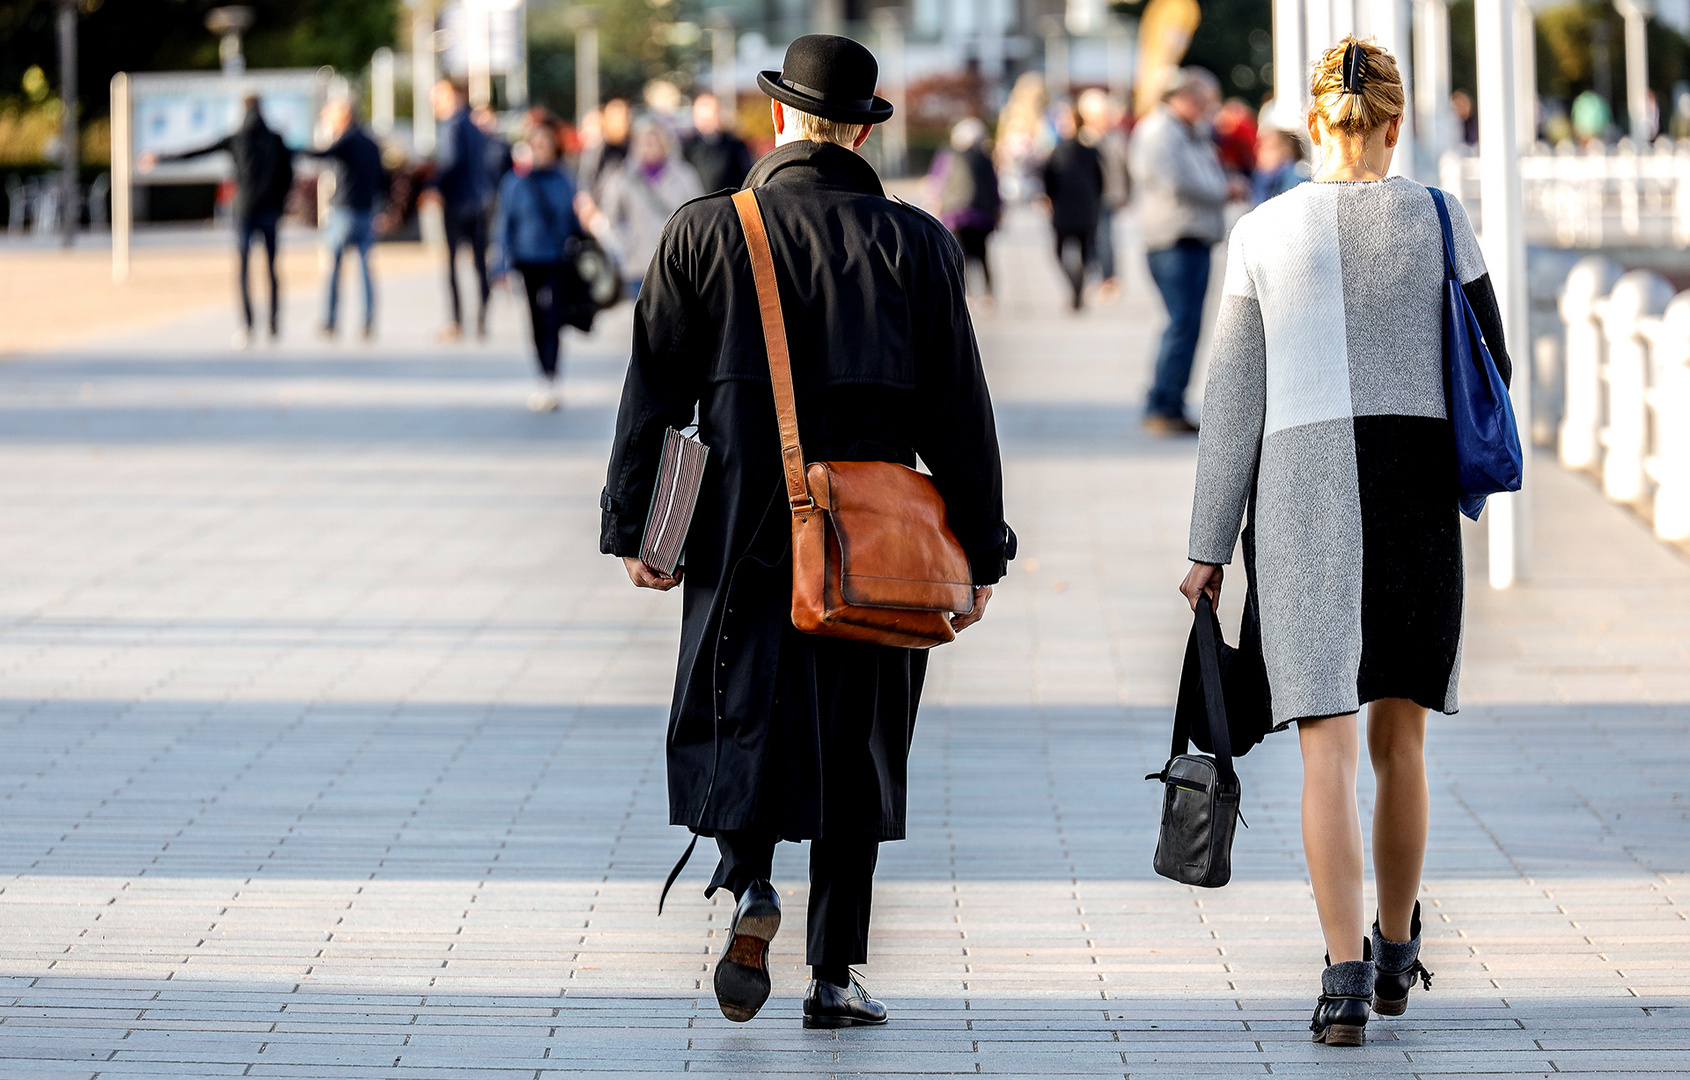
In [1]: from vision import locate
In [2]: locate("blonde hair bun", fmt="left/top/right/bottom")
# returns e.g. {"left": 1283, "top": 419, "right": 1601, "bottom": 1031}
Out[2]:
{"left": 1309, "top": 37, "right": 1405, "bottom": 136}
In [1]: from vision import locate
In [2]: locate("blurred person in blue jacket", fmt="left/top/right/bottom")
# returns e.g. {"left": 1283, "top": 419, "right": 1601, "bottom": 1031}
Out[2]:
{"left": 494, "top": 125, "right": 582, "bottom": 412}
{"left": 424, "top": 79, "right": 494, "bottom": 341}
{"left": 300, "top": 98, "right": 386, "bottom": 339}
{"left": 1250, "top": 127, "right": 1309, "bottom": 205}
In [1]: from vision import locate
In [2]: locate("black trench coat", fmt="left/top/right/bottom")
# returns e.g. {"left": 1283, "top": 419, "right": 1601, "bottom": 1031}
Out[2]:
{"left": 601, "top": 140, "right": 1015, "bottom": 842}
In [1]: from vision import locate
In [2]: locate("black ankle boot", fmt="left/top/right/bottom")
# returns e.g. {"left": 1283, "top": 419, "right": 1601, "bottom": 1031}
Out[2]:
{"left": 1372, "top": 900, "right": 1434, "bottom": 1016}
{"left": 1310, "top": 959, "right": 1374, "bottom": 1046}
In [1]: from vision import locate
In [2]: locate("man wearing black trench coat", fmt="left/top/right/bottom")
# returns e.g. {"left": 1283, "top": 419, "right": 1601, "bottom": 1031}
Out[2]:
{"left": 600, "top": 35, "right": 1014, "bottom": 1029}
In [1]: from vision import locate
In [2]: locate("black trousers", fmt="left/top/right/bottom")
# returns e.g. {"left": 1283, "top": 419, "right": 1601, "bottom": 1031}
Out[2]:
{"left": 708, "top": 831, "right": 879, "bottom": 967}
{"left": 443, "top": 206, "right": 490, "bottom": 329}
{"left": 1055, "top": 227, "right": 1095, "bottom": 309}
{"left": 515, "top": 262, "right": 565, "bottom": 378}
{"left": 237, "top": 210, "right": 281, "bottom": 333}
{"left": 953, "top": 225, "right": 993, "bottom": 297}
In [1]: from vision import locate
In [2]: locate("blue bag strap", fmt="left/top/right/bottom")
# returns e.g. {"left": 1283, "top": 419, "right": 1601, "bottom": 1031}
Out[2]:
{"left": 1427, "top": 186, "right": 1460, "bottom": 282}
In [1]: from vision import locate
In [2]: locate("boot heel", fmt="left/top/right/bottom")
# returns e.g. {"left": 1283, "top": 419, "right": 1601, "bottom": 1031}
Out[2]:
{"left": 802, "top": 1013, "right": 850, "bottom": 1029}
{"left": 1372, "top": 992, "right": 1407, "bottom": 1016}
{"left": 1318, "top": 1023, "right": 1367, "bottom": 1046}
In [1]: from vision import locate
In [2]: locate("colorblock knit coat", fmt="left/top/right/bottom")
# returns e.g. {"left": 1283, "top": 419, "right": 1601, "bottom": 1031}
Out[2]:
{"left": 1189, "top": 176, "right": 1510, "bottom": 725}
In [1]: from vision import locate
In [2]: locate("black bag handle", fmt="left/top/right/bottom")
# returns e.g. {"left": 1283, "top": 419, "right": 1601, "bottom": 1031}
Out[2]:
{"left": 1170, "top": 595, "right": 1238, "bottom": 787}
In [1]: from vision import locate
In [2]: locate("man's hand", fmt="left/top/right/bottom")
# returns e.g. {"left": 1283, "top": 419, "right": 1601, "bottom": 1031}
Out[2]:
{"left": 417, "top": 189, "right": 442, "bottom": 209}
{"left": 623, "top": 556, "right": 679, "bottom": 591}
{"left": 950, "top": 585, "right": 992, "bottom": 633}
{"left": 1179, "top": 562, "right": 1223, "bottom": 610}
{"left": 137, "top": 152, "right": 158, "bottom": 173}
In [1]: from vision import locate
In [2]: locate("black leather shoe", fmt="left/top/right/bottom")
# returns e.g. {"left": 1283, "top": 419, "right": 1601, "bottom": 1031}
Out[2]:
{"left": 1310, "top": 959, "right": 1374, "bottom": 1046}
{"left": 802, "top": 975, "right": 888, "bottom": 1028}
{"left": 1372, "top": 901, "right": 1434, "bottom": 1016}
{"left": 714, "top": 880, "right": 780, "bottom": 1023}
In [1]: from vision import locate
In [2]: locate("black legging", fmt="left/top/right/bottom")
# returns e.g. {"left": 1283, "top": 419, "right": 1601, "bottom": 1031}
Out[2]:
{"left": 444, "top": 205, "right": 490, "bottom": 331}
{"left": 237, "top": 210, "right": 281, "bottom": 334}
{"left": 516, "top": 262, "right": 565, "bottom": 379}
{"left": 1055, "top": 227, "right": 1094, "bottom": 310}
{"left": 953, "top": 225, "right": 993, "bottom": 298}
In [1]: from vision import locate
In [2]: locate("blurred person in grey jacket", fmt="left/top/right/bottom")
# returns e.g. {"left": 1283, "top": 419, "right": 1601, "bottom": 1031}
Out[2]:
{"left": 1077, "top": 89, "right": 1131, "bottom": 300}
{"left": 1129, "top": 67, "right": 1244, "bottom": 434}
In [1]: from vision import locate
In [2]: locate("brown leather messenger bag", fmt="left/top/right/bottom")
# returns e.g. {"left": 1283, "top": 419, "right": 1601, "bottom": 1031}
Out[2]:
{"left": 731, "top": 187, "right": 974, "bottom": 650}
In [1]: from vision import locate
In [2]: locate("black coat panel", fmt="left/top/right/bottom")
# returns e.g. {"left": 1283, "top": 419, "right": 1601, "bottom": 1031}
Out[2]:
{"left": 600, "top": 140, "right": 1014, "bottom": 841}
{"left": 1043, "top": 138, "right": 1105, "bottom": 234}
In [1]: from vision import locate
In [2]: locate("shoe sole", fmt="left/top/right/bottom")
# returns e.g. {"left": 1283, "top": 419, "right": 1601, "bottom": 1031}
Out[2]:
{"left": 1312, "top": 1023, "right": 1367, "bottom": 1046}
{"left": 714, "top": 911, "right": 779, "bottom": 1023}
{"left": 802, "top": 1012, "right": 889, "bottom": 1029}
{"left": 1372, "top": 994, "right": 1408, "bottom": 1016}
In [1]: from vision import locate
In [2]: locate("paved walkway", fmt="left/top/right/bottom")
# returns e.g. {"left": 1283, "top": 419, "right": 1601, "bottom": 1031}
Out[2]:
{"left": 0, "top": 209, "right": 1687, "bottom": 1078}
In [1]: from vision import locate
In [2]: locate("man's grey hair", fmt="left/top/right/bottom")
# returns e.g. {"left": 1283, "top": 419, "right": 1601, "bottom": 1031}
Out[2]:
{"left": 788, "top": 106, "right": 868, "bottom": 146}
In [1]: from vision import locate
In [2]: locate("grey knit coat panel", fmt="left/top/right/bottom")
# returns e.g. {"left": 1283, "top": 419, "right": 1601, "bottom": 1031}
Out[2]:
{"left": 1189, "top": 177, "right": 1490, "bottom": 725}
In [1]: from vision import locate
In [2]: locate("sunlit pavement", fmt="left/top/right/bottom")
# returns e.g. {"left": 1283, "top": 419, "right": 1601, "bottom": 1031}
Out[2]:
{"left": 0, "top": 210, "right": 1687, "bottom": 1077}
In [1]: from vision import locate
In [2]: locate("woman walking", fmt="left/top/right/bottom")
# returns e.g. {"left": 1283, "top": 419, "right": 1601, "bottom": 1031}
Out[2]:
{"left": 589, "top": 118, "right": 703, "bottom": 299}
{"left": 1180, "top": 39, "right": 1510, "bottom": 1046}
{"left": 493, "top": 126, "right": 581, "bottom": 411}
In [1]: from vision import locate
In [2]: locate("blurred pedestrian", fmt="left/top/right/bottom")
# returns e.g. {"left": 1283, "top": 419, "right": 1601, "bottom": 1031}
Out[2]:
{"left": 424, "top": 79, "right": 494, "bottom": 341}
{"left": 1251, "top": 127, "right": 1309, "bottom": 205}
{"left": 1183, "top": 38, "right": 1510, "bottom": 1047}
{"left": 577, "top": 98, "right": 632, "bottom": 208}
{"left": 1451, "top": 89, "right": 1479, "bottom": 146}
{"left": 300, "top": 99, "right": 385, "bottom": 340}
{"left": 683, "top": 92, "right": 755, "bottom": 192}
{"left": 1213, "top": 98, "right": 1259, "bottom": 176}
{"left": 926, "top": 117, "right": 1000, "bottom": 303}
{"left": 1570, "top": 89, "right": 1611, "bottom": 146}
{"left": 601, "top": 32, "right": 1012, "bottom": 1031}
{"left": 493, "top": 125, "right": 582, "bottom": 413}
{"left": 589, "top": 118, "right": 703, "bottom": 297}
{"left": 1076, "top": 88, "right": 1131, "bottom": 300}
{"left": 1042, "top": 104, "right": 1104, "bottom": 311}
{"left": 1130, "top": 67, "right": 1237, "bottom": 433}
{"left": 474, "top": 104, "right": 515, "bottom": 188}
{"left": 139, "top": 93, "right": 293, "bottom": 347}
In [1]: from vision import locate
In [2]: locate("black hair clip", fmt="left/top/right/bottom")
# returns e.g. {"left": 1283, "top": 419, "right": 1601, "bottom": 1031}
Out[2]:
{"left": 1341, "top": 42, "right": 1367, "bottom": 94}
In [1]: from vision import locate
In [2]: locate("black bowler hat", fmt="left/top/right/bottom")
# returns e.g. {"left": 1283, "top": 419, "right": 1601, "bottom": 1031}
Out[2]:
{"left": 757, "top": 34, "right": 894, "bottom": 126}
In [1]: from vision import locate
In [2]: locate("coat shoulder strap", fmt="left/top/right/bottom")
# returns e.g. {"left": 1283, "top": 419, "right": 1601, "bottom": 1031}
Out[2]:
{"left": 732, "top": 188, "right": 812, "bottom": 512}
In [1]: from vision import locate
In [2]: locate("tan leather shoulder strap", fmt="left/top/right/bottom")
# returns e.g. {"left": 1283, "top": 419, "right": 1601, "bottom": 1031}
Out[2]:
{"left": 732, "top": 188, "right": 813, "bottom": 512}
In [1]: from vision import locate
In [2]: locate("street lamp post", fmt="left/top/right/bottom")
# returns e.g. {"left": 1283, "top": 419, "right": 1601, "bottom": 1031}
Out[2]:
{"left": 57, "top": 0, "right": 77, "bottom": 249}
{"left": 408, "top": 0, "right": 437, "bottom": 155}
{"left": 574, "top": 8, "right": 599, "bottom": 128}
{"left": 1615, "top": 0, "right": 1655, "bottom": 142}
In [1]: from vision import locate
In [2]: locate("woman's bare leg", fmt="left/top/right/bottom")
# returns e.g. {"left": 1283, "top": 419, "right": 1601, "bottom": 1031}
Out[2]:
{"left": 1298, "top": 713, "right": 1365, "bottom": 962}
{"left": 1367, "top": 698, "right": 1429, "bottom": 944}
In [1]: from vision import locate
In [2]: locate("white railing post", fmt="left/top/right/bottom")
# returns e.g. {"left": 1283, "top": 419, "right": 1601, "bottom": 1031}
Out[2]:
{"left": 1643, "top": 293, "right": 1690, "bottom": 541}
{"left": 1559, "top": 257, "right": 1622, "bottom": 470}
{"left": 1598, "top": 270, "right": 1676, "bottom": 503}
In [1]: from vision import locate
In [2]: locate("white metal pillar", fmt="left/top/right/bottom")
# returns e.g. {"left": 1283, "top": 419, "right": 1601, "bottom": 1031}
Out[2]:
{"left": 410, "top": 1, "right": 437, "bottom": 154}
{"left": 1367, "top": 0, "right": 1418, "bottom": 178}
{"left": 466, "top": 1, "right": 492, "bottom": 108}
{"left": 1271, "top": 0, "right": 1306, "bottom": 130}
{"left": 711, "top": 21, "right": 737, "bottom": 113}
{"left": 110, "top": 72, "right": 131, "bottom": 284}
{"left": 1616, "top": 0, "right": 1654, "bottom": 142}
{"left": 1515, "top": 0, "right": 1537, "bottom": 148}
{"left": 1414, "top": 0, "right": 1451, "bottom": 176}
{"left": 1475, "top": 0, "right": 1531, "bottom": 587}
{"left": 575, "top": 16, "right": 599, "bottom": 127}
{"left": 875, "top": 10, "right": 909, "bottom": 180}
{"left": 371, "top": 47, "right": 396, "bottom": 136}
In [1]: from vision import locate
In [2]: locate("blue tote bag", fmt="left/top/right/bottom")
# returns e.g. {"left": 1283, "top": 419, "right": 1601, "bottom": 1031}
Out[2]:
{"left": 1429, "top": 187, "right": 1523, "bottom": 521}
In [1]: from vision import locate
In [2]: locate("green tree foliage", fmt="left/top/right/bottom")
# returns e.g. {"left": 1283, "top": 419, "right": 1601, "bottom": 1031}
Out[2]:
{"left": 528, "top": 0, "right": 706, "bottom": 120}
{"left": 1, "top": 0, "right": 399, "bottom": 120}
{"left": 1111, "top": 0, "right": 1273, "bottom": 106}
